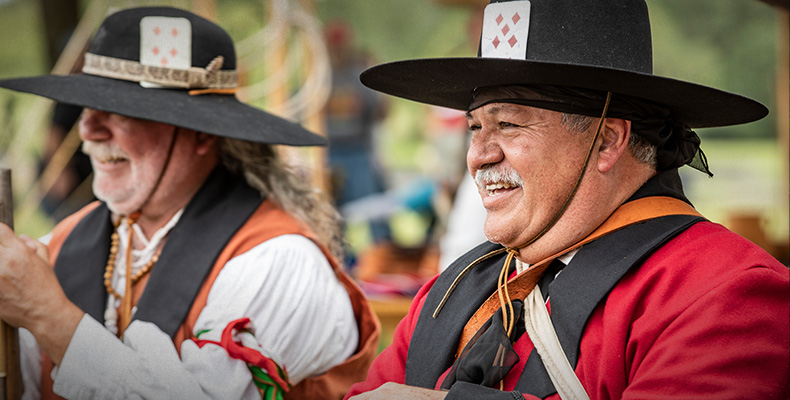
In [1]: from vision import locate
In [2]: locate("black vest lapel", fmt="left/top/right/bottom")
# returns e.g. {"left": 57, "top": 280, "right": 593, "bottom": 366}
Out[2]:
{"left": 133, "top": 168, "right": 261, "bottom": 337}
{"left": 515, "top": 214, "right": 703, "bottom": 397}
{"left": 54, "top": 204, "right": 114, "bottom": 322}
{"left": 405, "top": 241, "right": 510, "bottom": 388}
{"left": 54, "top": 167, "right": 262, "bottom": 338}
{"left": 405, "top": 169, "right": 699, "bottom": 392}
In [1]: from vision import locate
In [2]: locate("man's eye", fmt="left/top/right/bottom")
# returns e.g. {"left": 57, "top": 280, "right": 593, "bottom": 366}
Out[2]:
{"left": 468, "top": 124, "right": 481, "bottom": 132}
{"left": 499, "top": 121, "right": 518, "bottom": 128}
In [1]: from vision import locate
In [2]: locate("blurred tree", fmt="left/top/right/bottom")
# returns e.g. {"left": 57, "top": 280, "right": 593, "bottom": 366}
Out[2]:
{"left": 314, "top": 0, "right": 472, "bottom": 61}
{"left": 649, "top": 0, "right": 777, "bottom": 138}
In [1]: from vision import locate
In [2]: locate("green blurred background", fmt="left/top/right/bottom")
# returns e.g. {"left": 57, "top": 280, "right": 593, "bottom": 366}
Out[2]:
{"left": 0, "top": 0, "right": 787, "bottom": 262}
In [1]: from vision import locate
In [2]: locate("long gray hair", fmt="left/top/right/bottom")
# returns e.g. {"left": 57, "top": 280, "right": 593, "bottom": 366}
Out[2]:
{"left": 218, "top": 138, "right": 345, "bottom": 262}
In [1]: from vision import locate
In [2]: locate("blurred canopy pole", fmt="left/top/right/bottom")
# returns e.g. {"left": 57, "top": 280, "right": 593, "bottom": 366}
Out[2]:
{"left": 776, "top": 5, "right": 789, "bottom": 238}
{"left": 0, "top": 169, "right": 21, "bottom": 400}
{"left": 757, "top": 0, "right": 789, "bottom": 259}
{"left": 297, "top": 0, "right": 329, "bottom": 191}
{"left": 40, "top": 0, "right": 80, "bottom": 68}
{"left": 238, "top": 0, "right": 331, "bottom": 192}
{"left": 190, "top": 0, "right": 217, "bottom": 20}
{"left": 10, "top": 0, "right": 111, "bottom": 229}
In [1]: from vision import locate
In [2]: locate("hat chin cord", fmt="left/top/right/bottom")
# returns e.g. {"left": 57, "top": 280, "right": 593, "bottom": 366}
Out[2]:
{"left": 433, "top": 93, "right": 614, "bottom": 342}
{"left": 115, "top": 126, "right": 179, "bottom": 337}
{"left": 124, "top": 126, "right": 180, "bottom": 222}
{"left": 496, "top": 92, "right": 612, "bottom": 339}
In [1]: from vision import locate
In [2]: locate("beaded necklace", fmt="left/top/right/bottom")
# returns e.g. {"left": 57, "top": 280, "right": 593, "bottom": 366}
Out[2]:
{"left": 103, "top": 209, "right": 182, "bottom": 336}
{"left": 103, "top": 217, "right": 162, "bottom": 300}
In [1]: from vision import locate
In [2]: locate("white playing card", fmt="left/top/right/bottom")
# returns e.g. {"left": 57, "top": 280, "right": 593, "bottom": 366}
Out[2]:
{"left": 140, "top": 16, "right": 192, "bottom": 69}
{"left": 481, "top": 1, "right": 531, "bottom": 60}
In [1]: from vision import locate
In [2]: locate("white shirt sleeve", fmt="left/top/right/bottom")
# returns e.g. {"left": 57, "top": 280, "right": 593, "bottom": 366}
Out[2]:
{"left": 51, "top": 234, "right": 358, "bottom": 400}
{"left": 20, "top": 328, "right": 41, "bottom": 400}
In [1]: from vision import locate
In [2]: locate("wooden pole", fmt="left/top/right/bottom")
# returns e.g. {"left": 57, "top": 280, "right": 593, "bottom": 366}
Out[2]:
{"left": 190, "top": 0, "right": 217, "bottom": 20}
{"left": 0, "top": 169, "right": 21, "bottom": 400}
{"left": 777, "top": 9, "right": 789, "bottom": 252}
{"left": 297, "top": 0, "right": 329, "bottom": 193}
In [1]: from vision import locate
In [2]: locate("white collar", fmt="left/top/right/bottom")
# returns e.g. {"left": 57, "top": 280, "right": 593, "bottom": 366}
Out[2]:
{"left": 515, "top": 248, "right": 579, "bottom": 275}
{"left": 115, "top": 208, "right": 184, "bottom": 267}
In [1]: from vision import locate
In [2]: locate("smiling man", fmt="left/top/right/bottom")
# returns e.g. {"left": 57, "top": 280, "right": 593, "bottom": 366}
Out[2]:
{"left": 346, "top": 1, "right": 789, "bottom": 399}
{"left": 0, "top": 7, "right": 378, "bottom": 399}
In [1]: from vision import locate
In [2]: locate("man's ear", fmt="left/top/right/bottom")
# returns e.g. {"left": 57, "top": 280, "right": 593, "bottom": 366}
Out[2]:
{"left": 596, "top": 118, "right": 631, "bottom": 173}
{"left": 194, "top": 132, "right": 218, "bottom": 156}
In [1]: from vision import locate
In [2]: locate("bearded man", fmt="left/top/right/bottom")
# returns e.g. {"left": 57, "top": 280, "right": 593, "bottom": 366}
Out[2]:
{"left": 0, "top": 7, "right": 378, "bottom": 399}
{"left": 346, "top": 1, "right": 789, "bottom": 399}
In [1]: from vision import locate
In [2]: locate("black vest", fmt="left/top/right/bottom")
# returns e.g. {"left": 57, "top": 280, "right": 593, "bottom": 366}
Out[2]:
{"left": 405, "top": 170, "right": 704, "bottom": 397}
{"left": 53, "top": 167, "right": 262, "bottom": 338}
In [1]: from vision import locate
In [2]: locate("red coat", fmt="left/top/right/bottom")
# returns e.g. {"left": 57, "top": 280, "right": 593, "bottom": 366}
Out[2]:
{"left": 347, "top": 221, "right": 790, "bottom": 399}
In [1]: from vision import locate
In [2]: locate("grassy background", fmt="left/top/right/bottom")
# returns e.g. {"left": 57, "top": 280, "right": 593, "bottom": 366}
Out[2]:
{"left": 0, "top": 0, "right": 786, "bottom": 250}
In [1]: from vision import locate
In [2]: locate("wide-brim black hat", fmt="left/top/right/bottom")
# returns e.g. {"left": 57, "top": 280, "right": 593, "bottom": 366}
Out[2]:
{"left": 360, "top": 0, "right": 767, "bottom": 129}
{"left": 0, "top": 7, "right": 326, "bottom": 146}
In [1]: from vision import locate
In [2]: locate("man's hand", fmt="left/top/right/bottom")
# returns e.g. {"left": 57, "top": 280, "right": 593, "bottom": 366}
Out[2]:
{"left": 0, "top": 223, "right": 84, "bottom": 364}
{"left": 349, "top": 382, "right": 448, "bottom": 399}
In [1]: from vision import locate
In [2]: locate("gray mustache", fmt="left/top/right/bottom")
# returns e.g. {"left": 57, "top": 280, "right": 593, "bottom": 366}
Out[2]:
{"left": 474, "top": 166, "right": 523, "bottom": 190}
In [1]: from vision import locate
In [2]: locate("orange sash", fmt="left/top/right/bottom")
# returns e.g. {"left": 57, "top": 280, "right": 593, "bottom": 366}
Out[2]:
{"left": 455, "top": 196, "right": 701, "bottom": 356}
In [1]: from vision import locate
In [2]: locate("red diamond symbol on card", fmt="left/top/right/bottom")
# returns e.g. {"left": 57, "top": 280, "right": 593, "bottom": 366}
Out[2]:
{"left": 170, "top": 48, "right": 177, "bottom": 57}
{"left": 172, "top": 28, "right": 179, "bottom": 37}
{"left": 161, "top": 57, "right": 168, "bottom": 66}
{"left": 152, "top": 46, "right": 160, "bottom": 56}
{"left": 492, "top": 37, "right": 500, "bottom": 48}
{"left": 502, "top": 25, "right": 510, "bottom": 35}
{"left": 495, "top": 14, "right": 504, "bottom": 25}
{"left": 508, "top": 35, "right": 518, "bottom": 47}
{"left": 154, "top": 26, "right": 161, "bottom": 36}
{"left": 512, "top": 13, "right": 521, "bottom": 25}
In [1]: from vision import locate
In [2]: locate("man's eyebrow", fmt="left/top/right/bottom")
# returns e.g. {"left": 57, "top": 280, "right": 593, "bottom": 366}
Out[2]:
{"left": 467, "top": 104, "right": 523, "bottom": 119}
{"left": 488, "top": 104, "right": 524, "bottom": 115}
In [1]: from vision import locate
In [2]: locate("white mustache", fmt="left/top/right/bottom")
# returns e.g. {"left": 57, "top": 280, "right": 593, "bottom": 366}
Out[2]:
{"left": 82, "top": 141, "right": 128, "bottom": 161}
{"left": 474, "top": 166, "right": 524, "bottom": 191}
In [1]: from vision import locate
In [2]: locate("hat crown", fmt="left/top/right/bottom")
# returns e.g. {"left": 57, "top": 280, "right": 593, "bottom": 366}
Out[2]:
{"left": 89, "top": 7, "right": 236, "bottom": 70}
{"left": 482, "top": 0, "right": 652, "bottom": 74}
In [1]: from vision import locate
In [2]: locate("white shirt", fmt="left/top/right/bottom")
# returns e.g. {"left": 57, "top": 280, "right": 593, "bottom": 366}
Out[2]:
{"left": 514, "top": 249, "right": 578, "bottom": 275}
{"left": 21, "top": 234, "right": 358, "bottom": 399}
{"left": 439, "top": 173, "right": 488, "bottom": 272}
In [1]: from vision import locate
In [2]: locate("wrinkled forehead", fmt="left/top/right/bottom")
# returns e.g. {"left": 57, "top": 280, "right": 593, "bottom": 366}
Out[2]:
{"left": 464, "top": 101, "right": 552, "bottom": 122}
{"left": 469, "top": 86, "right": 549, "bottom": 111}
{"left": 468, "top": 85, "right": 611, "bottom": 120}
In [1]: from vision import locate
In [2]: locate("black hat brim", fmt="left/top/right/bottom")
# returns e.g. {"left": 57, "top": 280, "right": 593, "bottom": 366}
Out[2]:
{"left": 360, "top": 57, "right": 768, "bottom": 129}
{"left": 0, "top": 74, "right": 327, "bottom": 146}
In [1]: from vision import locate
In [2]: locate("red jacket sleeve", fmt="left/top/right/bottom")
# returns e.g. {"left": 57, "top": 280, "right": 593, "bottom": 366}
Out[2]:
{"left": 620, "top": 265, "right": 790, "bottom": 399}
{"left": 575, "top": 223, "right": 790, "bottom": 400}
{"left": 344, "top": 276, "right": 438, "bottom": 398}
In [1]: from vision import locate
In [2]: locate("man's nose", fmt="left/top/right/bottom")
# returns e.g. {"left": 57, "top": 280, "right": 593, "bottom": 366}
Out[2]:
{"left": 78, "top": 108, "right": 112, "bottom": 142}
{"left": 467, "top": 129, "right": 504, "bottom": 173}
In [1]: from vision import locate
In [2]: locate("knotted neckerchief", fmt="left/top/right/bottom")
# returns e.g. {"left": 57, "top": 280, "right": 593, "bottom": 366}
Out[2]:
{"left": 440, "top": 300, "right": 526, "bottom": 390}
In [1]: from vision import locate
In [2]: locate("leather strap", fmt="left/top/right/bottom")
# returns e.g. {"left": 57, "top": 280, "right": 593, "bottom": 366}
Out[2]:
{"left": 525, "top": 286, "right": 590, "bottom": 400}
{"left": 455, "top": 196, "right": 702, "bottom": 356}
